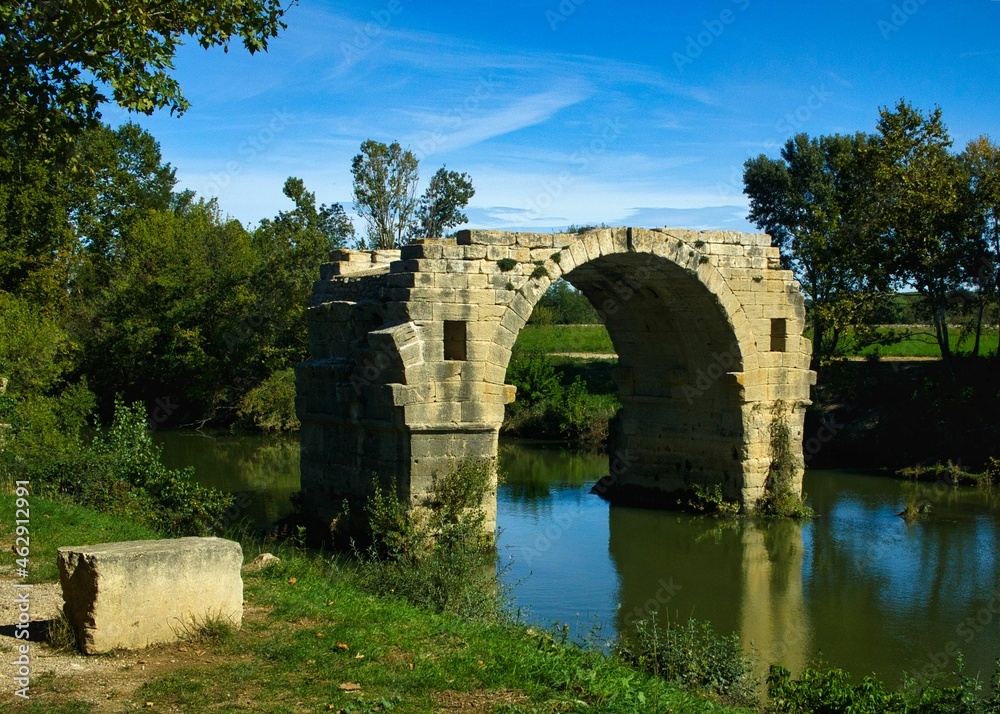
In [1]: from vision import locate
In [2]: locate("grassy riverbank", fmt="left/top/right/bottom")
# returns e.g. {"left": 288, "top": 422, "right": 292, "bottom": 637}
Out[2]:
{"left": 0, "top": 494, "right": 740, "bottom": 713}
{"left": 514, "top": 324, "right": 1000, "bottom": 360}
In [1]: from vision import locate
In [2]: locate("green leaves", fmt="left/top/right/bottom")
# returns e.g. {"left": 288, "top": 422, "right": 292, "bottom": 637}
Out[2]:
{"left": 2, "top": 0, "right": 289, "bottom": 156}
{"left": 351, "top": 140, "right": 475, "bottom": 248}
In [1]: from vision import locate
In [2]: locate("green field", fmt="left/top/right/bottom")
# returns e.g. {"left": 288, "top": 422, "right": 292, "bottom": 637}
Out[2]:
{"left": 515, "top": 324, "right": 1000, "bottom": 360}
{"left": 515, "top": 324, "right": 614, "bottom": 354}
{"left": 848, "top": 326, "right": 999, "bottom": 358}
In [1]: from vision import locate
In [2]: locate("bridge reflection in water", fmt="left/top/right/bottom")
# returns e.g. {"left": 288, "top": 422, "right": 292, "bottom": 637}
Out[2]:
{"left": 499, "top": 441, "right": 1000, "bottom": 689}
{"left": 610, "top": 508, "right": 811, "bottom": 682}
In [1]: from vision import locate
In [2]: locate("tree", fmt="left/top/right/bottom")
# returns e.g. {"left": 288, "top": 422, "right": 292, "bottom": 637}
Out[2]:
{"left": 66, "top": 122, "right": 177, "bottom": 296}
{"left": 868, "top": 101, "right": 978, "bottom": 363}
{"left": 962, "top": 136, "right": 1000, "bottom": 358}
{"left": 1, "top": 0, "right": 288, "bottom": 156}
{"left": 351, "top": 140, "right": 419, "bottom": 249}
{"left": 267, "top": 177, "right": 354, "bottom": 250}
{"left": 351, "top": 140, "right": 476, "bottom": 248}
{"left": 414, "top": 167, "right": 475, "bottom": 238}
{"left": 744, "top": 132, "right": 892, "bottom": 361}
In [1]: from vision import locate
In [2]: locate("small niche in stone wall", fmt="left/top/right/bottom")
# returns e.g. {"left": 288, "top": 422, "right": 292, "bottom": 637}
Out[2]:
{"left": 770, "top": 318, "right": 787, "bottom": 352}
{"left": 443, "top": 320, "right": 467, "bottom": 360}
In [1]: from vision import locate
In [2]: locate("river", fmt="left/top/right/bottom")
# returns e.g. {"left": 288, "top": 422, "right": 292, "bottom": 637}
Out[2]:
{"left": 156, "top": 431, "right": 1000, "bottom": 688}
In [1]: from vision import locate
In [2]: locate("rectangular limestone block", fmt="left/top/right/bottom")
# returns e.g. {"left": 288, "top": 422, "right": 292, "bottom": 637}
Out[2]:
{"left": 58, "top": 537, "right": 243, "bottom": 654}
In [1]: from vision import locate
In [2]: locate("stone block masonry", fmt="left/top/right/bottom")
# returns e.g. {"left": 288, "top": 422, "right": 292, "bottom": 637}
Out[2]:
{"left": 296, "top": 227, "right": 815, "bottom": 529}
{"left": 58, "top": 537, "right": 243, "bottom": 654}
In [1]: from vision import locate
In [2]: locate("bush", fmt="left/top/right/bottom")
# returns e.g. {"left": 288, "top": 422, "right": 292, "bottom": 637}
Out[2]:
{"left": 503, "top": 351, "right": 616, "bottom": 450}
{"left": 355, "top": 460, "right": 505, "bottom": 623}
{"left": 616, "top": 616, "right": 758, "bottom": 708}
{"left": 237, "top": 367, "right": 300, "bottom": 432}
{"left": 767, "top": 659, "right": 1000, "bottom": 713}
{"left": 506, "top": 350, "right": 561, "bottom": 407}
{"left": 2, "top": 399, "right": 233, "bottom": 536}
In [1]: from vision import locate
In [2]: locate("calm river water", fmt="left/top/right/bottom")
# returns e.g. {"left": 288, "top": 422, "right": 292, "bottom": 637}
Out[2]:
{"left": 156, "top": 431, "right": 1000, "bottom": 687}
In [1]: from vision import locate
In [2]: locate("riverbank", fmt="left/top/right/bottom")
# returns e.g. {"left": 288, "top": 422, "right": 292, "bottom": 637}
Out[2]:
{"left": 805, "top": 357, "right": 1000, "bottom": 474}
{"left": 0, "top": 494, "right": 737, "bottom": 713}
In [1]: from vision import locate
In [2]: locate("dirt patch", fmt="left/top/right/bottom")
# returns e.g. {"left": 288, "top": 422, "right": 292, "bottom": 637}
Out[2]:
{"left": 0, "top": 574, "right": 253, "bottom": 711}
{"left": 435, "top": 688, "right": 529, "bottom": 712}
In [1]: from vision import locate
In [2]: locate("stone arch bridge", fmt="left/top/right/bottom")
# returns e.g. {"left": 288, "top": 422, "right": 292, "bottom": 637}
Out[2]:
{"left": 296, "top": 228, "right": 814, "bottom": 528}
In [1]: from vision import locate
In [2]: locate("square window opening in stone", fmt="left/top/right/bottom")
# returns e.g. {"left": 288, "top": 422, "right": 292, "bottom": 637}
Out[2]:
{"left": 443, "top": 320, "right": 467, "bottom": 361}
{"left": 770, "top": 318, "right": 787, "bottom": 352}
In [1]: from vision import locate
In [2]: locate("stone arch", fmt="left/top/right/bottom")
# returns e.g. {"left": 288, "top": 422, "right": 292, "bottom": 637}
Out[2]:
{"left": 296, "top": 228, "right": 815, "bottom": 528}
{"left": 491, "top": 228, "right": 764, "bottom": 505}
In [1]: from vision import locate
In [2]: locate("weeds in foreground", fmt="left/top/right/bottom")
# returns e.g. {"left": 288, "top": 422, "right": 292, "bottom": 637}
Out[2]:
{"left": 355, "top": 459, "right": 508, "bottom": 623}
{"left": 768, "top": 657, "right": 1000, "bottom": 713}
{"left": 616, "top": 615, "right": 759, "bottom": 709}
{"left": 45, "top": 612, "right": 79, "bottom": 653}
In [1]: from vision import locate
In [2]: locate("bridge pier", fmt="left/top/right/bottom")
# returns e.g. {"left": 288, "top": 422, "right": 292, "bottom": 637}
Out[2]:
{"left": 296, "top": 228, "right": 814, "bottom": 530}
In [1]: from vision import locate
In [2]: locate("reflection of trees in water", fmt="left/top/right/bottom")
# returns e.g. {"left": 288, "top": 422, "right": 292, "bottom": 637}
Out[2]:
{"left": 155, "top": 431, "right": 300, "bottom": 527}
{"left": 498, "top": 441, "right": 607, "bottom": 506}
{"left": 803, "top": 471, "right": 1000, "bottom": 688}
{"left": 610, "top": 513, "right": 811, "bottom": 680}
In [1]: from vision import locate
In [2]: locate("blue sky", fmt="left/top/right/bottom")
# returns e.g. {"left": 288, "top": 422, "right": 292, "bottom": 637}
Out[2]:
{"left": 105, "top": 0, "right": 1000, "bottom": 234}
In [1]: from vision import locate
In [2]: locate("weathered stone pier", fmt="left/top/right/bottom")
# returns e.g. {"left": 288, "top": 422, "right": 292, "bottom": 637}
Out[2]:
{"left": 296, "top": 227, "right": 814, "bottom": 528}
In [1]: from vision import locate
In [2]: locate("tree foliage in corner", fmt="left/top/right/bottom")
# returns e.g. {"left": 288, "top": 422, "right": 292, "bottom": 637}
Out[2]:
{"left": 1, "top": 0, "right": 289, "bottom": 155}
{"left": 351, "top": 140, "right": 475, "bottom": 249}
{"left": 745, "top": 99, "right": 995, "bottom": 364}
{"left": 869, "top": 101, "right": 979, "bottom": 363}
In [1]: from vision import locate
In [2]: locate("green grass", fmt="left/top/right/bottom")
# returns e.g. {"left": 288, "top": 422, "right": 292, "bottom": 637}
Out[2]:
{"left": 850, "top": 326, "right": 999, "bottom": 359}
{"left": 515, "top": 325, "right": 613, "bottom": 354}
{"left": 6, "top": 496, "right": 743, "bottom": 714}
{"left": 0, "top": 494, "right": 162, "bottom": 582}
{"left": 518, "top": 323, "right": 999, "bottom": 360}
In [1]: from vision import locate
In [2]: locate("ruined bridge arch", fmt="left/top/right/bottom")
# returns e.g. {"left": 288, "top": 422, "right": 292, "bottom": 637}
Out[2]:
{"left": 296, "top": 228, "right": 815, "bottom": 528}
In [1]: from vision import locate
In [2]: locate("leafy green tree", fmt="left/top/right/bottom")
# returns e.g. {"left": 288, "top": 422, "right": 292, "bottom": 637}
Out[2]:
{"left": 352, "top": 141, "right": 476, "bottom": 248}
{"left": 962, "top": 135, "right": 1000, "bottom": 358}
{"left": 414, "top": 167, "right": 475, "bottom": 238}
{"left": 0, "top": 291, "right": 73, "bottom": 395}
{"left": 80, "top": 197, "right": 259, "bottom": 420}
{"left": 744, "top": 132, "right": 892, "bottom": 360}
{"left": 67, "top": 123, "right": 176, "bottom": 267}
{"left": 0, "top": 121, "right": 75, "bottom": 307}
{"left": 352, "top": 140, "right": 419, "bottom": 249}
{"left": 868, "top": 101, "right": 978, "bottom": 362}
{"left": 1, "top": 0, "right": 288, "bottom": 156}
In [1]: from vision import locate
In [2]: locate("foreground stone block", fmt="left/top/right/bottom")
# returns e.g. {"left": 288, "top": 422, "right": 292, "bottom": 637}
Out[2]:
{"left": 58, "top": 537, "right": 243, "bottom": 654}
